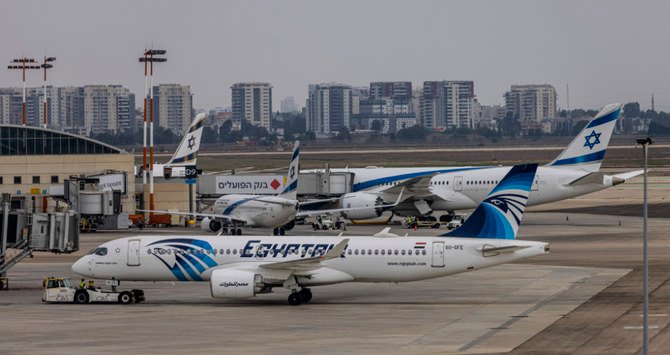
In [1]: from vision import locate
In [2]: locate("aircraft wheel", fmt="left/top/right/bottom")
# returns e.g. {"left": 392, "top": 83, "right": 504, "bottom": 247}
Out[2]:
{"left": 236, "top": 228, "right": 242, "bottom": 235}
{"left": 118, "top": 291, "right": 133, "bottom": 304}
{"left": 283, "top": 221, "right": 295, "bottom": 230}
{"left": 312, "top": 224, "right": 319, "bottom": 231}
{"left": 279, "top": 228, "right": 285, "bottom": 236}
{"left": 74, "top": 290, "right": 89, "bottom": 304}
{"left": 288, "top": 292, "right": 302, "bottom": 306}
{"left": 131, "top": 289, "right": 145, "bottom": 303}
{"left": 299, "top": 288, "right": 312, "bottom": 303}
{"left": 230, "top": 228, "right": 237, "bottom": 235}
{"left": 221, "top": 227, "right": 228, "bottom": 234}
{"left": 273, "top": 228, "right": 279, "bottom": 236}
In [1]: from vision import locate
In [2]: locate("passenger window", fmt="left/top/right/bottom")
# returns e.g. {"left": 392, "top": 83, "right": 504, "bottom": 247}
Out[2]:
{"left": 415, "top": 250, "right": 419, "bottom": 255}
{"left": 354, "top": 250, "right": 359, "bottom": 255}
{"left": 422, "top": 250, "right": 427, "bottom": 255}
{"left": 348, "top": 249, "right": 352, "bottom": 255}
{"left": 394, "top": 250, "right": 398, "bottom": 255}
{"left": 368, "top": 249, "right": 372, "bottom": 255}
{"left": 374, "top": 250, "right": 379, "bottom": 255}
{"left": 232, "top": 249, "right": 237, "bottom": 255}
{"left": 401, "top": 250, "right": 406, "bottom": 255}
{"left": 361, "top": 250, "right": 366, "bottom": 255}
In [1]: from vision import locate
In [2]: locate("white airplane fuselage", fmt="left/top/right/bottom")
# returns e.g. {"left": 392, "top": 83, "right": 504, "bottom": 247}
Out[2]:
{"left": 335, "top": 166, "right": 621, "bottom": 211}
{"left": 73, "top": 235, "right": 548, "bottom": 284}
{"left": 212, "top": 194, "right": 298, "bottom": 228}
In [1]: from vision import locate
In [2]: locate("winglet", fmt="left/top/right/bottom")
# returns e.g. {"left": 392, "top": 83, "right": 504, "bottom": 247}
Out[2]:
{"left": 166, "top": 113, "right": 206, "bottom": 166}
{"left": 443, "top": 163, "right": 538, "bottom": 240}
{"left": 324, "top": 238, "right": 349, "bottom": 259}
{"left": 546, "top": 103, "right": 621, "bottom": 172}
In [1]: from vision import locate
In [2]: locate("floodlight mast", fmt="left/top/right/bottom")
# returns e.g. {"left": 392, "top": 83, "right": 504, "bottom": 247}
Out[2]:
{"left": 8, "top": 58, "right": 40, "bottom": 126}
{"left": 139, "top": 49, "right": 167, "bottom": 216}
{"left": 41, "top": 56, "right": 56, "bottom": 129}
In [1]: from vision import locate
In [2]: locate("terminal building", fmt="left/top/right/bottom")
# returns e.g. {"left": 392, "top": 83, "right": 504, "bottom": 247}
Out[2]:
{"left": 0, "top": 124, "right": 136, "bottom": 213}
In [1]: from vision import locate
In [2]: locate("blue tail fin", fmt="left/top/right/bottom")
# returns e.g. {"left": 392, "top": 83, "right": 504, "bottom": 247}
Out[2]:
{"left": 443, "top": 163, "right": 538, "bottom": 240}
{"left": 545, "top": 103, "right": 621, "bottom": 172}
{"left": 279, "top": 141, "right": 300, "bottom": 199}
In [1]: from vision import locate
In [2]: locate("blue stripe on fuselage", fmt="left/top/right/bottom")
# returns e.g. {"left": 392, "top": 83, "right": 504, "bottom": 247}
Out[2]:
{"left": 222, "top": 196, "right": 263, "bottom": 215}
{"left": 352, "top": 167, "right": 489, "bottom": 191}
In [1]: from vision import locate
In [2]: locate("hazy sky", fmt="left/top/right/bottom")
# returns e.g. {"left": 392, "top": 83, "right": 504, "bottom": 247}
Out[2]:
{"left": 3, "top": 0, "right": 670, "bottom": 111}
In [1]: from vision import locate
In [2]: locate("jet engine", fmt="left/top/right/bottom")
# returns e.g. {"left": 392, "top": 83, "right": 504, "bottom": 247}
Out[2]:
{"left": 340, "top": 192, "right": 385, "bottom": 220}
{"left": 210, "top": 269, "right": 266, "bottom": 299}
{"left": 200, "top": 217, "right": 222, "bottom": 232}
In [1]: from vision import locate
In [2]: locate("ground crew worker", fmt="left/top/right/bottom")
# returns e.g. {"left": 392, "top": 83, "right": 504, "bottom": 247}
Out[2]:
{"left": 79, "top": 279, "right": 86, "bottom": 289}
{"left": 406, "top": 216, "right": 412, "bottom": 228}
{"left": 88, "top": 280, "right": 95, "bottom": 290}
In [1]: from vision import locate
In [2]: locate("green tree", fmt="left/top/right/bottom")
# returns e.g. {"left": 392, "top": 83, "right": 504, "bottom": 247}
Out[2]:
{"left": 397, "top": 125, "right": 431, "bottom": 140}
{"left": 623, "top": 102, "right": 641, "bottom": 118}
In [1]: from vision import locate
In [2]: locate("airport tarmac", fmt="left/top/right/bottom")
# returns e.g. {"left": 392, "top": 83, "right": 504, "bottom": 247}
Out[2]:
{"left": 2, "top": 178, "right": 669, "bottom": 354}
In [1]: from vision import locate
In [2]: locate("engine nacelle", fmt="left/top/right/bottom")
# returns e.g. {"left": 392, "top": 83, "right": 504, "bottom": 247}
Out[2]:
{"left": 340, "top": 192, "right": 384, "bottom": 220}
{"left": 200, "top": 217, "right": 222, "bottom": 232}
{"left": 210, "top": 269, "right": 264, "bottom": 299}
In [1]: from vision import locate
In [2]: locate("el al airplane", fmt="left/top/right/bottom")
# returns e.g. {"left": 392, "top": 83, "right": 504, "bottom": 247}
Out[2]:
{"left": 145, "top": 141, "right": 402, "bottom": 236}
{"left": 325, "top": 103, "right": 642, "bottom": 220}
{"left": 73, "top": 163, "right": 548, "bottom": 306}
{"left": 135, "top": 113, "right": 206, "bottom": 178}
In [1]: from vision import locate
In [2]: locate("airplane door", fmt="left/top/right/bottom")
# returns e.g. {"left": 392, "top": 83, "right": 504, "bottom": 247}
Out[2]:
{"left": 431, "top": 242, "right": 445, "bottom": 268}
{"left": 127, "top": 239, "right": 141, "bottom": 266}
{"left": 454, "top": 176, "right": 463, "bottom": 192}
{"left": 532, "top": 175, "right": 539, "bottom": 191}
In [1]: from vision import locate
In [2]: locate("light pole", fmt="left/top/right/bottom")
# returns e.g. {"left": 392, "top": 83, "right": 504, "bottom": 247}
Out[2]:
{"left": 139, "top": 49, "right": 167, "bottom": 216}
{"left": 41, "top": 56, "right": 56, "bottom": 129}
{"left": 8, "top": 58, "right": 40, "bottom": 126}
{"left": 636, "top": 137, "right": 653, "bottom": 355}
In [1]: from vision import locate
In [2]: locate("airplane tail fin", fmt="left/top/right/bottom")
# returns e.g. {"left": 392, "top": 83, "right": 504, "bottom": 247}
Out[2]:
{"left": 166, "top": 113, "right": 206, "bottom": 166}
{"left": 278, "top": 141, "right": 300, "bottom": 199}
{"left": 443, "top": 163, "right": 538, "bottom": 240}
{"left": 545, "top": 103, "right": 622, "bottom": 172}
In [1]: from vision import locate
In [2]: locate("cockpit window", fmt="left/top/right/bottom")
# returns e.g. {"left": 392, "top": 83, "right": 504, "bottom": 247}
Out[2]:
{"left": 93, "top": 247, "right": 108, "bottom": 256}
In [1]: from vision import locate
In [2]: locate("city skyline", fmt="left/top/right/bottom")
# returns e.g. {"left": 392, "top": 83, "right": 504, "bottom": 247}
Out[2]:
{"left": 2, "top": 0, "right": 669, "bottom": 111}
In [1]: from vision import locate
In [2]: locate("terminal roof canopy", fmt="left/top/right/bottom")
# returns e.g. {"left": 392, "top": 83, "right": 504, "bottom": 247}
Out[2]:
{"left": 0, "top": 125, "right": 126, "bottom": 156}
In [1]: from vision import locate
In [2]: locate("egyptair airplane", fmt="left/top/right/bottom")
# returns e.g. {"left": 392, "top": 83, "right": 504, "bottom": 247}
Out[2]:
{"left": 73, "top": 163, "right": 548, "bottom": 306}
{"left": 322, "top": 103, "right": 642, "bottom": 220}
{"left": 145, "top": 141, "right": 402, "bottom": 235}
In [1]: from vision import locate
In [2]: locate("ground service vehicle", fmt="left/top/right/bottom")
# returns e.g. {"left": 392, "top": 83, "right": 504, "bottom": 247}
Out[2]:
{"left": 42, "top": 277, "right": 144, "bottom": 304}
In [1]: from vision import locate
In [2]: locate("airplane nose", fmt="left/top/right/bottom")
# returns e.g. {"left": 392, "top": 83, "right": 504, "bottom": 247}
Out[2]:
{"left": 71, "top": 257, "right": 88, "bottom": 276}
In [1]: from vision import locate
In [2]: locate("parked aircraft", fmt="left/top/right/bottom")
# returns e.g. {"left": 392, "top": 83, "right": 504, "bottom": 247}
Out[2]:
{"left": 73, "top": 163, "right": 548, "bottom": 305}
{"left": 146, "top": 141, "right": 401, "bottom": 235}
{"left": 325, "top": 103, "right": 642, "bottom": 220}
{"left": 135, "top": 112, "right": 206, "bottom": 178}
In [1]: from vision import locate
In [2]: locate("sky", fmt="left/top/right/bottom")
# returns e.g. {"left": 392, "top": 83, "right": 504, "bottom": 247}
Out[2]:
{"left": 2, "top": 0, "right": 670, "bottom": 111}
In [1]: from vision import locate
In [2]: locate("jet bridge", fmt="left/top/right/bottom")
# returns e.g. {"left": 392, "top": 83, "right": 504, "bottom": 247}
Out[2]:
{"left": 297, "top": 171, "right": 354, "bottom": 197}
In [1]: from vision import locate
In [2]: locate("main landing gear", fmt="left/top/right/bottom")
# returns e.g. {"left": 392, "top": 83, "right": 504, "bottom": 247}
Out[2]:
{"left": 288, "top": 288, "right": 312, "bottom": 306}
{"left": 221, "top": 227, "right": 243, "bottom": 235}
{"left": 272, "top": 227, "right": 286, "bottom": 236}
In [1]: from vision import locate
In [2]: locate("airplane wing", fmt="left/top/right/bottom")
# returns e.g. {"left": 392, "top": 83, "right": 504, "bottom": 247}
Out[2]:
{"left": 138, "top": 210, "right": 248, "bottom": 224}
{"left": 260, "top": 239, "right": 349, "bottom": 271}
{"left": 381, "top": 173, "right": 438, "bottom": 196}
{"left": 295, "top": 189, "right": 404, "bottom": 218}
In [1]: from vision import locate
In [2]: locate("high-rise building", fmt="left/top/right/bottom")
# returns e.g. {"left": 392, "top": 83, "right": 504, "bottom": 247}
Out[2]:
{"left": 370, "top": 81, "right": 412, "bottom": 101}
{"left": 59, "top": 86, "right": 85, "bottom": 133}
{"left": 231, "top": 82, "right": 273, "bottom": 131}
{"left": 153, "top": 84, "right": 193, "bottom": 134}
{"left": 83, "top": 85, "right": 135, "bottom": 134}
{"left": 420, "top": 81, "right": 476, "bottom": 130}
{"left": 306, "top": 83, "right": 352, "bottom": 135}
{"left": 504, "top": 84, "right": 557, "bottom": 123}
{"left": 0, "top": 87, "right": 41, "bottom": 126}
{"left": 280, "top": 96, "right": 299, "bottom": 113}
